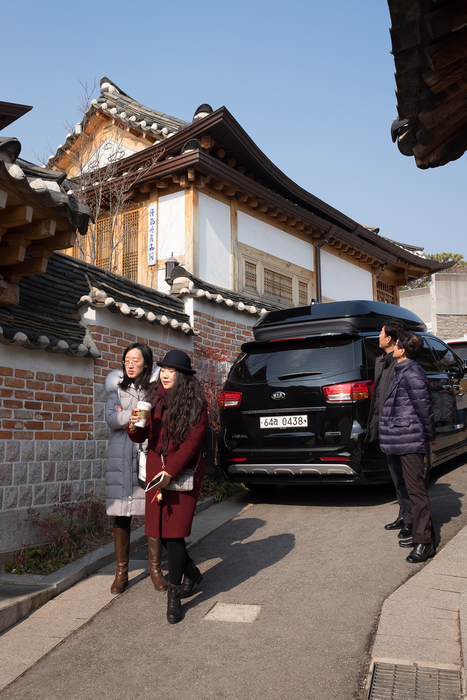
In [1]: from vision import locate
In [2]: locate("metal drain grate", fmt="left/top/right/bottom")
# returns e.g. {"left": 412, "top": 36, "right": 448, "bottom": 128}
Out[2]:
{"left": 369, "top": 662, "right": 462, "bottom": 700}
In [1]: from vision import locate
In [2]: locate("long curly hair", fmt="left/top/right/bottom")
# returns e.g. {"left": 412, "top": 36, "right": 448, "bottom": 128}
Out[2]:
{"left": 147, "top": 371, "right": 206, "bottom": 445}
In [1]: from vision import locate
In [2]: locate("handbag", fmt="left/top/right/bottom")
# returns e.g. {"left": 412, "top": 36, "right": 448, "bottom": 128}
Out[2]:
{"left": 162, "top": 453, "right": 200, "bottom": 492}
{"left": 137, "top": 447, "right": 147, "bottom": 489}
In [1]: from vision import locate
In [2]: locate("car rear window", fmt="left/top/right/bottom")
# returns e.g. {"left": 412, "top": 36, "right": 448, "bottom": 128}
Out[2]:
{"left": 230, "top": 337, "right": 362, "bottom": 385}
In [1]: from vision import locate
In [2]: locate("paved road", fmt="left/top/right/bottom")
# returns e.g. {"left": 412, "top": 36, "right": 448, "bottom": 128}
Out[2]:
{"left": 2, "top": 455, "right": 467, "bottom": 700}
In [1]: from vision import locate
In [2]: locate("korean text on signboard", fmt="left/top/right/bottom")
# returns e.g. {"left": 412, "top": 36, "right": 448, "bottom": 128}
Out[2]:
{"left": 148, "top": 205, "right": 156, "bottom": 266}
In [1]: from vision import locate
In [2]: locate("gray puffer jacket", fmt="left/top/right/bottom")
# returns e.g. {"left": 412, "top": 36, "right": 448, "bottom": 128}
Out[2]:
{"left": 104, "top": 369, "right": 158, "bottom": 517}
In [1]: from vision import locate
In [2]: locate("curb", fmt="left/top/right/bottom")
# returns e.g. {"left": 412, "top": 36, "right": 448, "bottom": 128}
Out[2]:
{"left": 0, "top": 496, "right": 215, "bottom": 634}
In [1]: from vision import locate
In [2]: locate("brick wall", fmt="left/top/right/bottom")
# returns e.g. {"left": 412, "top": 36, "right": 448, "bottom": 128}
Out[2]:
{"left": 0, "top": 303, "right": 257, "bottom": 556}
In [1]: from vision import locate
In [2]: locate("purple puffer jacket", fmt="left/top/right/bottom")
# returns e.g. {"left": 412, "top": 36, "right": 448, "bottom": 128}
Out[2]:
{"left": 379, "top": 359, "right": 435, "bottom": 455}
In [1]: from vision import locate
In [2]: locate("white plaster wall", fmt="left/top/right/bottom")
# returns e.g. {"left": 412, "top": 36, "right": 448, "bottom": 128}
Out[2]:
{"left": 238, "top": 211, "right": 314, "bottom": 271}
{"left": 400, "top": 287, "right": 432, "bottom": 327}
{"left": 158, "top": 191, "right": 186, "bottom": 260}
{"left": 433, "top": 274, "right": 467, "bottom": 315}
{"left": 0, "top": 344, "right": 94, "bottom": 377}
{"left": 80, "top": 306, "right": 194, "bottom": 352}
{"left": 321, "top": 250, "right": 373, "bottom": 301}
{"left": 199, "top": 193, "right": 231, "bottom": 287}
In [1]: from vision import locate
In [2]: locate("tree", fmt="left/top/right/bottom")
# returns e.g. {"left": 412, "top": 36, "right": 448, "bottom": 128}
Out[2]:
{"left": 52, "top": 81, "right": 163, "bottom": 274}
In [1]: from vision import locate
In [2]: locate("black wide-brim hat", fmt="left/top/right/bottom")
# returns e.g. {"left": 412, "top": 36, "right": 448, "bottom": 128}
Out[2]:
{"left": 157, "top": 349, "right": 196, "bottom": 375}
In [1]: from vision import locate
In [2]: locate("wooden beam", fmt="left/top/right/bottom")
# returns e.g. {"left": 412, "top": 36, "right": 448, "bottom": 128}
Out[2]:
{"left": 258, "top": 203, "right": 269, "bottom": 213}
{"left": 8, "top": 257, "right": 49, "bottom": 277}
{"left": 139, "top": 182, "right": 152, "bottom": 193}
{"left": 200, "top": 134, "right": 215, "bottom": 151}
{"left": 187, "top": 168, "right": 196, "bottom": 182}
{"left": 216, "top": 149, "right": 226, "bottom": 159}
{"left": 27, "top": 245, "right": 54, "bottom": 260}
{"left": 424, "top": 26, "right": 467, "bottom": 73}
{"left": 211, "top": 180, "right": 224, "bottom": 191}
{"left": 179, "top": 174, "right": 191, "bottom": 188}
{"left": 237, "top": 192, "right": 248, "bottom": 203}
{"left": 46, "top": 231, "right": 76, "bottom": 250}
{"left": 0, "top": 282, "right": 19, "bottom": 306}
{"left": 223, "top": 186, "right": 236, "bottom": 197}
{"left": 155, "top": 179, "right": 169, "bottom": 189}
{"left": 247, "top": 197, "right": 259, "bottom": 208}
{"left": 278, "top": 213, "right": 287, "bottom": 222}
{"left": 228, "top": 159, "right": 236, "bottom": 167}
{"left": 425, "top": 1, "right": 467, "bottom": 41}
{"left": 0, "top": 205, "right": 34, "bottom": 227}
{"left": 21, "top": 219, "right": 57, "bottom": 240}
{"left": 194, "top": 175, "right": 206, "bottom": 189}
{"left": 0, "top": 245, "right": 27, "bottom": 265}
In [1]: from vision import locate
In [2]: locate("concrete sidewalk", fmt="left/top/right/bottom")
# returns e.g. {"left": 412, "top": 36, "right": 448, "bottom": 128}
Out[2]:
{"left": 1, "top": 493, "right": 467, "bottom": 697}
{"left": 0, "top": 495, "right": 249, "bottom": 692}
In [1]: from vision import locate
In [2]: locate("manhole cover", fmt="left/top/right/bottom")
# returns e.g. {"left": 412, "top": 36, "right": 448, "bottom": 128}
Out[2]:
{"left": 203, "top": 602, "right": 262, "bottom": 623}
{"left": 369, "top": 662, "right": 462, "bottom": 700}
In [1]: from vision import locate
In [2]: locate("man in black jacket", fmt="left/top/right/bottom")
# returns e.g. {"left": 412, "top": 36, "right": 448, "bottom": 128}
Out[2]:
{"left": 366, "top": 320, "right": 413, "bottom": 538}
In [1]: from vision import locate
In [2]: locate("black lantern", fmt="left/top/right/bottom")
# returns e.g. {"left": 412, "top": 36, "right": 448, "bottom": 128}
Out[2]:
{"left": 165, "top": 253, "right": 179, "bottom": 285}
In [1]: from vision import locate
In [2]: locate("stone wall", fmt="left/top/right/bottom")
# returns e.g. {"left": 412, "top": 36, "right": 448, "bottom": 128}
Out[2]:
{"left": 435, "top": 315, "right": 467, "bottom": 341}
{"left": 0, "top": 301, "right": 260, "bottom": 556}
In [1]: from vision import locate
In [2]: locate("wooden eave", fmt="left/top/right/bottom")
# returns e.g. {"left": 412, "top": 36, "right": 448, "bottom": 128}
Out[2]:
{"left": 0, "top": 161, "right": 92, "bottom": 293}
{"left": 0, "top": 101, "right": 33, "bottom": 132}
{"left": 388, "top": 0, "right": 467, "bottom": 168}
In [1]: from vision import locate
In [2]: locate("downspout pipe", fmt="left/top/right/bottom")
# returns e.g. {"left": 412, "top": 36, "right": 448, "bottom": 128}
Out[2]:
{"left": 314, "top": 231, "right": 332, "bottom": 304}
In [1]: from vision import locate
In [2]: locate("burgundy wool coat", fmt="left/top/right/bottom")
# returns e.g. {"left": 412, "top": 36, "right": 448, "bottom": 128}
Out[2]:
{"left": 128, "top": 397, "right": 208, "bottom": 538}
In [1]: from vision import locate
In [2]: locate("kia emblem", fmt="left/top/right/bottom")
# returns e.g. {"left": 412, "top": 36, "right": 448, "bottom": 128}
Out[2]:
{"left": 271, "top": 391, "right": 286, "bottom": 400}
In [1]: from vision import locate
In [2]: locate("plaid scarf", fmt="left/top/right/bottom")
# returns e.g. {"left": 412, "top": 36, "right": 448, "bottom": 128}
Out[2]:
{"left": 150, "top": 384, "right": 171, "bottom": 455}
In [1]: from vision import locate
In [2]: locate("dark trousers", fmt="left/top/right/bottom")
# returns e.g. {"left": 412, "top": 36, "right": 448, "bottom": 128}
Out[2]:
{"left": 161, "top": 537, "right": 187, "bottom": 585}
{"left": 398, "top": 453, "right": 434, "bottom": 545}
{"left": 386, "top": 454, "right": 413, "bottom": 525}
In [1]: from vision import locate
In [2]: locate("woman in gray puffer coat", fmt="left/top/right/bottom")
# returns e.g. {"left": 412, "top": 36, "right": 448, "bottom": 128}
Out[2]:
{"left": 379, "top": 331, "right": 436, "bottom": 564}
{"left": 105, "top": 342, "right": 166, "bottom": 594}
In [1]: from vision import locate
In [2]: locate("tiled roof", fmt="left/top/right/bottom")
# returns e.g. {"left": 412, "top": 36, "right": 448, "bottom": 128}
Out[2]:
{"left": 48, "top": 77, "right": 191, "bottom": 167}
{"left": 169, "top": 265, "right": 282, "bottom": 316}
{"left": 0, "top": 253, "right": 197, "bottom": 357}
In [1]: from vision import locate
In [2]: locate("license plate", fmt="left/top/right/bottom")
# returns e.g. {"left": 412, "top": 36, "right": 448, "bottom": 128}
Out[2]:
{"left": 260, "top": 415, "right": 308, "bottom": 429}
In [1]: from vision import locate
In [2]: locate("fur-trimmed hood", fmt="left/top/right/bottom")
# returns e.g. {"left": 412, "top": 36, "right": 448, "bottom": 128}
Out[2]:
{"left": 105, "top": 367, "right": 160, "bottom": 394}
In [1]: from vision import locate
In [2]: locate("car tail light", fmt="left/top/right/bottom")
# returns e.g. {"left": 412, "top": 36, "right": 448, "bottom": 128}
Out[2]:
{"left": 323, "top": 380, "right": 374, "bottom": 402}
{"left": 218, "top": 391, "right": 242, "bottom": 408}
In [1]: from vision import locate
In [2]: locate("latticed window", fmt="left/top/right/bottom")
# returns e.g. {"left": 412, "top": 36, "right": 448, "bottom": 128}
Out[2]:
{"left": 95, "top": 218, "right": 111, "bottom": 269}
{"left": 299, "top": 281, "right": 308, "bottom": 306}
{"left": 377, "top": 280, "right": 396, "bottom": 304}
{"left": 264, "top": 268, "right": 293, "bottom": 301}
{"left": 245, "top": 261, "right": 257, "bottom": 291}
{"left": 122, "top": 210, "right": 139, "bottom": 282}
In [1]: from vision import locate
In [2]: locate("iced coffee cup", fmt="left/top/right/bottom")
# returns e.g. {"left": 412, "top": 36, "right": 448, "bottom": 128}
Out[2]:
{"left": 135, "top": 401, "right": 151, "bottom": 428}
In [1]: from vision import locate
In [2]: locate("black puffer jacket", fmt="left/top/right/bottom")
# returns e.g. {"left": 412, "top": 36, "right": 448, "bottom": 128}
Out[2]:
{"left": 379, "top": 359, "right": 435, "bottom": 455}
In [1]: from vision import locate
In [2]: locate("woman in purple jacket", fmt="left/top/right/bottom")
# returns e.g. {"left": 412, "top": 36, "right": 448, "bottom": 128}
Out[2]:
{"left": 379, "top": 331, "right": 436, "bottom": 563}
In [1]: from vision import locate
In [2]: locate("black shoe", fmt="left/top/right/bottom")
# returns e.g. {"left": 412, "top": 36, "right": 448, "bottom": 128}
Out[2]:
{"left": 398, "top": 524, "right": 413, "bottom": 539}
{"left": 166, "top": 583, "right": 183, "bottom": 624}
{"left": 399, "top": 538, "right": 413, "bottom": 548}
{"left": 384, "top": 517, "right": 404, "bottom": 531}
{"left": 180, "top": 557, "right": 203, "bottom": 599}
{"left": 406, "top": 543, "right": 435, "bottom": 563}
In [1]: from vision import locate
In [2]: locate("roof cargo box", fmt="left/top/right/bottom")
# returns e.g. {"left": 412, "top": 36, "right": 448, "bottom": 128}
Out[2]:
{"left": 252, "top": 300, "right": 426, "bottom": 342}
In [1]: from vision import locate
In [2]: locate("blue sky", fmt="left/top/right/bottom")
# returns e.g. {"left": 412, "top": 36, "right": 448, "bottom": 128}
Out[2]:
{"left": 2, "top": 0, "right": 466, "bottom": 259}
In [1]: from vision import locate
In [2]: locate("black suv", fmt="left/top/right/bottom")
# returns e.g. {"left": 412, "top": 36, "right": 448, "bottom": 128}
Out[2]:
{"left": 218, "top": 300, "right": 467, "bottom": 489}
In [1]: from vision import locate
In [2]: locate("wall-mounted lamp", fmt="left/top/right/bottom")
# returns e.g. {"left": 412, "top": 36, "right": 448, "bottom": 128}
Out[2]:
{"left": 165, "top": 253, "right": 179, "bottom": 285}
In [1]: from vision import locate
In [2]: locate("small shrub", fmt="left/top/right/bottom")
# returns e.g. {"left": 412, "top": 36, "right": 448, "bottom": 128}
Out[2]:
{"left": 5, "top": 495, "right": 113, "bottom": 575}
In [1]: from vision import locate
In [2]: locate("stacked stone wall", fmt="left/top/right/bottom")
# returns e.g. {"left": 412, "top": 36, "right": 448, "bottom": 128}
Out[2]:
{"left": 435, "top": 315, "right": 467, "bottom": 341}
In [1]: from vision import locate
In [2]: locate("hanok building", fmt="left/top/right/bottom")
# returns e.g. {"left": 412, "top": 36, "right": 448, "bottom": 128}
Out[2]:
{"left": 50, "top": 77, "right": 449, "bottom": 308}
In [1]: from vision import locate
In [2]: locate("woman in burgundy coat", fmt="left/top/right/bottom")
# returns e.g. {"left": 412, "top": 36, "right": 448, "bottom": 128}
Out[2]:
{"left": 128, "top": 349, "right": 208, "bottom": 624}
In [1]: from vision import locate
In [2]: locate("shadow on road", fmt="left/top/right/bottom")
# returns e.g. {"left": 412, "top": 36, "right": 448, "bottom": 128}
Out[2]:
{"left": 244, "top": 483, "right": 398, "bottom": 509}
{"left": 185, "top": 517, "right": 295, "bottom": 608}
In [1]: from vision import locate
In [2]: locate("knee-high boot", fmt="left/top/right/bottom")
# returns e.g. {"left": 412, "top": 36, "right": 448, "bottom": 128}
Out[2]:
{"left": 110, "top": 527, "right": 131, "bottom": 594}
{"left": 148, "top": 537, "right": 168, "bottom": 591}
